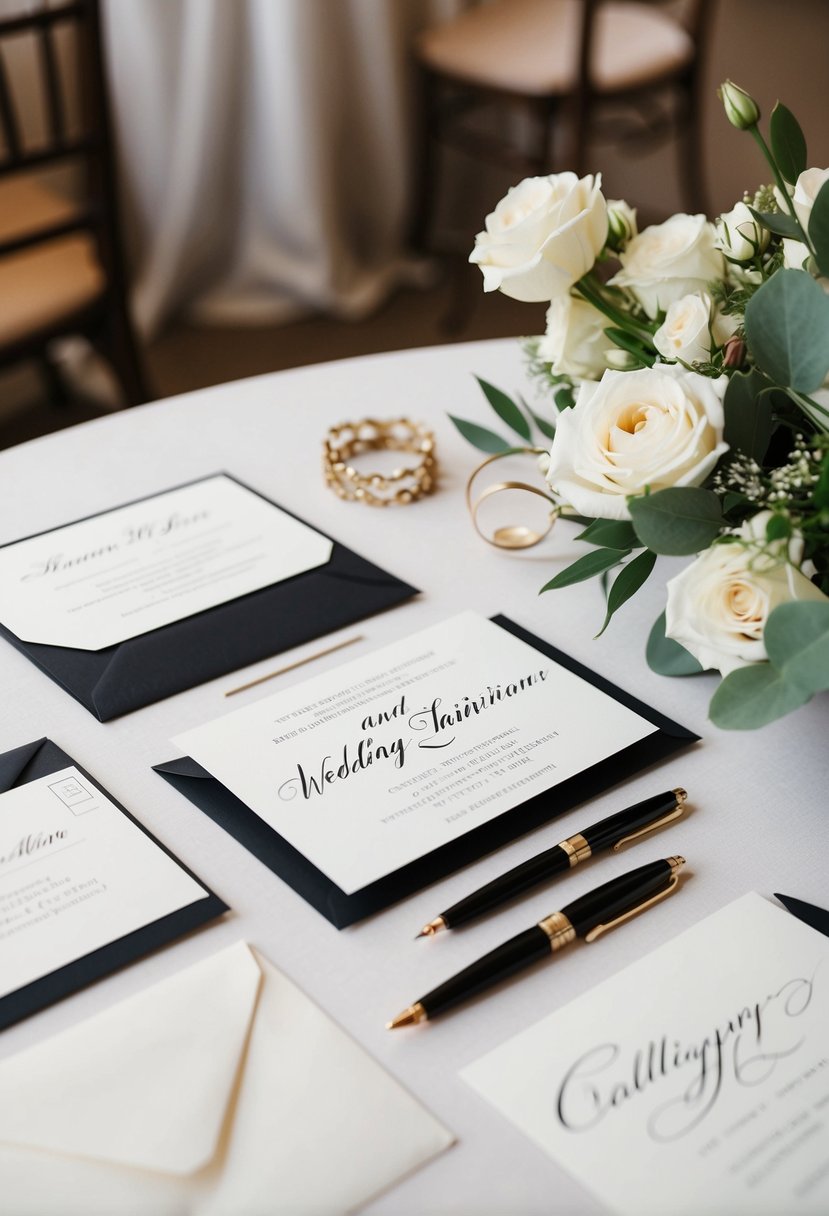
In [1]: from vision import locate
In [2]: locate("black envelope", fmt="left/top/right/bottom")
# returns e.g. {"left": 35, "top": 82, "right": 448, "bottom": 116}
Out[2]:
{"left": 0, "top": 738, "right": 227, "bottom": 1030}
{"left": 154, "top": 615, "right": 699, "bottom": 929}
{"left": 0, "top": 475, "right": 418, "bottom": 721}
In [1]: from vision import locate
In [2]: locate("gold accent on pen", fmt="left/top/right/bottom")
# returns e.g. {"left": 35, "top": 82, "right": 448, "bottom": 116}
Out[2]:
{"left": 538, "top": 909, "right": 577, "bottom": 953}
{"left": 559, "top": 832, "right": 592, "bottom": 867}
{"left": 611, "top": 787, "right": 688, "bottom": 851}
{"left": 386, "top": 1001, "right": 428, "bottom": 1030}
{"left": 584, "top": 856, "right": 686, "bottom": 942}
{"left": 224, "top": 635, "right": 364, "bottom": 697}
{"left": 416, "top": 916, "right": 446, "bottom": 939}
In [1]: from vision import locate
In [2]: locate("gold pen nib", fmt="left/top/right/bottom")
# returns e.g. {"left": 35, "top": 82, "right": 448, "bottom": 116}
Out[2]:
{"left": 415, "top": 916, "right": 446, "bottom": 940}
{"left": 386, "top": 1002, "right": 428, "bottom": 1030}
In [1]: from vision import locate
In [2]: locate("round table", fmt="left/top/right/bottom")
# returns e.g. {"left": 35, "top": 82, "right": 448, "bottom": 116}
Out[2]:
{"left": 0, "top": 339, "right": 826, "bottom": 1215}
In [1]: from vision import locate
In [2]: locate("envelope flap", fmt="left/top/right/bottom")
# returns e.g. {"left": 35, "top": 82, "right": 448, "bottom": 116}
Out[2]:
{"left": 0, "top": 943, "right": 262, "bottom": 1175}
{"left": 153, "top": 755, "right": 212, "bottom": 780}
{"left": 0, "top": 737, "right": 49, "bottom": 791}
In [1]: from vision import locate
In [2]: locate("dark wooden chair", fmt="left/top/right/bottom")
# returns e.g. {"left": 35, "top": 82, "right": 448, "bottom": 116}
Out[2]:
{"left": 0, "top": 0, "right": 151, "bottom": 409}
{"left": 410, "top": 0, "right": 712, "bottom": 255}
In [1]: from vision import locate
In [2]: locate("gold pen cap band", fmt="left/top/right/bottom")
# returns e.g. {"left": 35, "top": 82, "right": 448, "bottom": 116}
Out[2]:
{"left": 538, "top": 910, "right": 576, "bottom": 953}
{"left": 559, "top": 832, "right": 592, "bottom": 867}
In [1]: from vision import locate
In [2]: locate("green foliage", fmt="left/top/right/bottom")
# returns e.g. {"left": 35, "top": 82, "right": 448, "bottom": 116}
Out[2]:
{"left": 748, "top": 207, "right": 801, "bottom": 240}
{"left": 629, "top": 488, "right": 724, "bottom": 556}
{"left": 539, "top": 547, "right": 628, "bottom": 593}
{"left": 769, "top": 102, "right": 807, "bottom": 184}
{"left": 808, "top": 180, "right": 829, "bottom": 278}
{"left": 595, "top": 550, "right": 657, "bottom": 638}
{"left": 575, "top": 519, "right": 640, "bottom": 550}
{"left": 475, "top": 377, "right": 532, "bottom": 442}
{"left": 709, "top": 664, "right": 812, "bottom": 729}
{"left": 723, "top": 370, "right": 773, "bottom": 462}
{"left": 744, "top": 269, "right": 829, "bottom": 393}
{"left": 447, "top": 415, "right": 512, "bottom": 454}
{"left": 646, "top": 612, "right": 704, "bottom": 677}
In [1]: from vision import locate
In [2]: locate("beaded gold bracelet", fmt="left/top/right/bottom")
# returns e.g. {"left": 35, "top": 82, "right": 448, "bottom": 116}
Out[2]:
{"left": 323, "top": 418, "right": 437, "bottom": 507}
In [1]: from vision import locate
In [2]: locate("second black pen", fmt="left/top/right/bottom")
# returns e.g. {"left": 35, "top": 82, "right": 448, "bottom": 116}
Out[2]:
{"left": 416, "top": 787, "right": 687, "bottom": 937}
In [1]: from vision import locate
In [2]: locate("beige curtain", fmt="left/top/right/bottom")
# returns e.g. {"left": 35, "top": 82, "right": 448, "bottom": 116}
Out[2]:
{"left": 103, "top": 0, "right": 463, "bottom": 337}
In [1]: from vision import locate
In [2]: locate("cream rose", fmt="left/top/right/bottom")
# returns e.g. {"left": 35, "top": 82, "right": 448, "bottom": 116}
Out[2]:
{"left": 653, "top": 292, "right": 737, "bottom": 366}
{"left": 780, "top": 167, "right": 829, "bottom": 269}
{"left": 536, "top": 294, "right": 608, "bottom": 380}
{"left": 665, "top": 512, "right": 829, "bottom": 676}
{"left": 469, "top": 173, "right": 608, "bottom": 302}
{"left": 609, "top": 214, "right": 725, "bottom": 318}
{"left": 715, "top": 201, "right": 769, "bottom": 262}
{"left": 545, "top": 364, "right": 728, "bottom": 520}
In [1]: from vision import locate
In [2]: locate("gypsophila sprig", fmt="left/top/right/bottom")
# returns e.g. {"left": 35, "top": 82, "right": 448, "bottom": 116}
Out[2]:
{"left": 452, "top": 81, "right": 829, "bottom": 728}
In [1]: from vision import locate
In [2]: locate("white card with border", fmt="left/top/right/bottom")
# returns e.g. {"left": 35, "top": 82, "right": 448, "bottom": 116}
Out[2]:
{"left": 0, "top": 475, "right": 332, "bottom": 650}
{"left": 0, "top": 767, "right": 211, "bottom": 999}
{"left": 461, "top": 893, "right": 829, "bottom": 1216}
{"left": 172, "top": 611, "right": 657, "bottom": 896}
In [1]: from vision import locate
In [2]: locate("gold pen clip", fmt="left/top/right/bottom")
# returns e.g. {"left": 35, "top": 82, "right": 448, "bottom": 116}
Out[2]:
{"left": 611, "top": 787, "right": 687, "bottom": 852}
{"left": 584, "top": 856, "right": 685, "bottom": 943}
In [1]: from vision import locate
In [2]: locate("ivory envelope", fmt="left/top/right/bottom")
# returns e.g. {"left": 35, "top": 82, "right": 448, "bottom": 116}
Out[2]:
{"left": 0, "top": 942, "right": 453, "bottom": 1215}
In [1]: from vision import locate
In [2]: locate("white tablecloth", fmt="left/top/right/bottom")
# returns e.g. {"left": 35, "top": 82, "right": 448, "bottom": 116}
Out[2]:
{"left": 0, "top": 339, "right": 826, "bottom": 1215}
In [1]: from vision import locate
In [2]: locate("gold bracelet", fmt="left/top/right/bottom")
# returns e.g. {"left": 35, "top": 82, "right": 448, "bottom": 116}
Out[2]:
{"left": 323, "top": 418, "right": 437, "bottom": 507}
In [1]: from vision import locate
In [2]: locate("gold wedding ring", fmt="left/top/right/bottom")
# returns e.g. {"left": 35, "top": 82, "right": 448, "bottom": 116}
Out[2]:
{"left": 466, "top": 448, "right": 557, "bottom": 549}
{"left": 323, "top": 418, "right": 437, "bottom": 507}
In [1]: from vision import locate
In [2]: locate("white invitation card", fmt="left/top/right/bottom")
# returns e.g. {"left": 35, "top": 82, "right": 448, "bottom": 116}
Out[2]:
{"left": 0, "top": 767, "right": 210, "bottom": 998}
{"left": 462, "top": 893, "right": 829, "bottom": 1216}
{"left": 173, "top": 612, "right": 657, "bottom": 895}
{"left": 0, "top": 475, "right": 332, "bottom": 650}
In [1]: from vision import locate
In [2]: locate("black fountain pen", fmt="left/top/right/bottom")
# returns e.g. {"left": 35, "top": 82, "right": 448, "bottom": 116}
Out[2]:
{"left": 417, "top": 788, "right": 687, "bottom": 937}
{"left": 388, "top": 856, "right": 686, "bottom": 1028}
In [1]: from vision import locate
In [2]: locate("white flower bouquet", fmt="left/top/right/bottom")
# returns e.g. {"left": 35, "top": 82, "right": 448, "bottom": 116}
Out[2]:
{"left": 453, "top": 82, "right": 829, "bottom": 730}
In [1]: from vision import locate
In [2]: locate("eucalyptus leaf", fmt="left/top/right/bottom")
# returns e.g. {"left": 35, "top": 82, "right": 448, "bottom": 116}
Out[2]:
{"left": 748, "top": 207, "right": 802, "bottom": 240}
{"left": 539, "top": 547, "right": 628, "bottom": 593}
{"left": 595, "top": 549, "right": 657, "bottom": 637}
{"left": 744, "top": 269, "right": 829, "bottom": 392}
{"left": 475, "top": 377, "right": 532, "bottom": 442}
{"left": 765, "top": 513, "right": 791, "bottom": 542}
{"left": 646, "top": 611, "right": 705, "bottom": 676}
{"left": 764, "top": 600, "right": 829, "bottom": 694}
{"left": 448, "top": 414, "right": 511, "bottom": 454}
{"left": 723, "top": 370, "right": 773, "bottom": 462}
{"left": 808, "top": 179, "right": 829, "bottom": 278}
{"left": 527, "top": 406, "right": 557, "bottom": 442}
{"left": 629, "top": 488, "right": 724, "bottom": 556}
{"left": 575, "top": 519, "right": 640, "bottom": 550}
{"left": 769, "top": 101, "right": 807, "bottom": 183}
{"left": 709, "top": 664, "right": 812, "bottom": 729}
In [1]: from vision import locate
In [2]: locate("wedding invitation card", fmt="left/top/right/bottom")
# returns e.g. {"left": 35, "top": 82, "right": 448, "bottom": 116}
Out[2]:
{"left": 160, "top": 612, "right": 695, "bottom": 925}
{"left": 0, "top": 475, "right": 331, "bottom": 650}
{"left": 0, "top": 738, "right": 226, "bottom": 1029}
{"left": 0, "top": 474, "right": 417, "bottom": 719}
{"left": 462, "top": 893, "right": 829, "bottom": 1215}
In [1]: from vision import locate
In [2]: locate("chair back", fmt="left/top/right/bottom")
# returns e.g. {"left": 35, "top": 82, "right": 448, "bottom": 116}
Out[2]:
{"left": 0, "top": 0, "right": 120, "bottom": 266}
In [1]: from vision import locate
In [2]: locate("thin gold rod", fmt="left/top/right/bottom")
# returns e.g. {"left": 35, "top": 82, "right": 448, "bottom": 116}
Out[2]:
{"left": 224, "top": 635, "right": 364, "bottom": 697}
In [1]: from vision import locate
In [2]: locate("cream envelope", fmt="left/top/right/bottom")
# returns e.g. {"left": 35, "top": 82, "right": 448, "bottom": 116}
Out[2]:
{"left": 0, "top": 942, "right": 453, "bottom": 1214}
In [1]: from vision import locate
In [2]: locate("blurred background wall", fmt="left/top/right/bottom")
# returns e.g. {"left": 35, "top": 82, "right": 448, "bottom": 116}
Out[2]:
{"left": 1, "top": 0, "right": 828, "bottom": 433}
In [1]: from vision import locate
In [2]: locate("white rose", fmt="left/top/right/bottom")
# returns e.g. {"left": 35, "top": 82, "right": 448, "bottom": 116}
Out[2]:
{"left": 545, "top": 364, "right": 728, "bottom": 520}
{"left": 665, "top": 512, "right": 829, "bottom": 676}
{"left": 715, "top": 201, "right": 769, "bottom": 262}
{"left": 469, "top": 173, "right": 608, "bottom": 302}
{"left": 778, "top": 168, "right": 829, "bottom": 269}
{"left": 536, "top": 294, "right": 608, "bottom": 380}
{"left": 609, "top": 214, "right": 725, "bottom": 318}
{"left": 653, "top": 292, "right": 737, "bottom": 366}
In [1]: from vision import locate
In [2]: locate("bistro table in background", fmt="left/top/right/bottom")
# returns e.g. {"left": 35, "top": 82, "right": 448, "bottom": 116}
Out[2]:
{"left": 0, "top": 339, "right": 826, "bottom": 1216}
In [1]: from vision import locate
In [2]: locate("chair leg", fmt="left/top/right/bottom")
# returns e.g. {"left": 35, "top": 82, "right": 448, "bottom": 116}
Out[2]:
{"left": 36, "top": 352, "right": 70, "bottom": 409}
{"left": 408, "top": 65, "right": 440, "bottom": 255}
{"left": 100, "top": 298, "right": 153, "bottom": 408}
